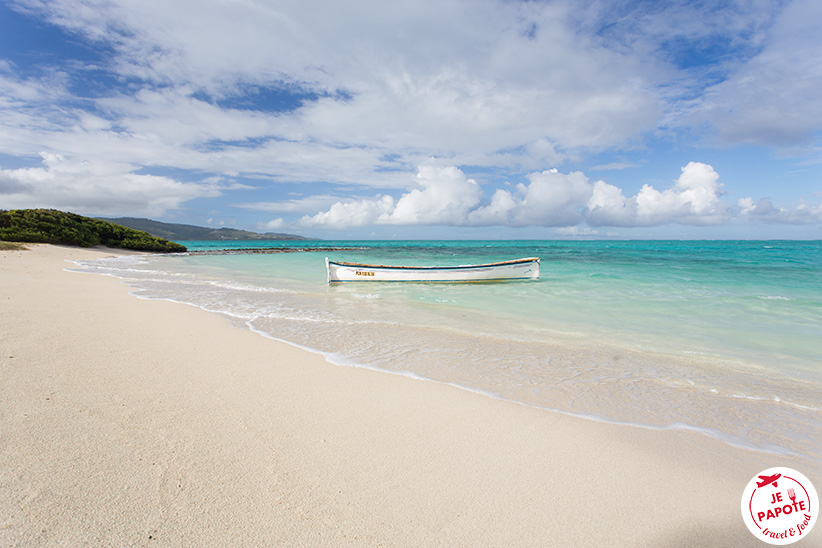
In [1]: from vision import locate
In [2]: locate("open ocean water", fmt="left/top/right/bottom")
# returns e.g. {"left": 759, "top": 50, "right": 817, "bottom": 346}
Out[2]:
{"left": 72, "top": 240, "right": 822, "bottom": 460}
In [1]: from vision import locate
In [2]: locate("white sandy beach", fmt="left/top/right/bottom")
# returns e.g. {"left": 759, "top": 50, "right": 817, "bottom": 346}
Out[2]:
{"left": 1, "top": 244, "right": 819, "bottom": 547}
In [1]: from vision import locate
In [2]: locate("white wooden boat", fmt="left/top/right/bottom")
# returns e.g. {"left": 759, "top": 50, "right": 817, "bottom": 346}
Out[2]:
{"left": 326, "top": 257, "right": 539, "bottom": 283}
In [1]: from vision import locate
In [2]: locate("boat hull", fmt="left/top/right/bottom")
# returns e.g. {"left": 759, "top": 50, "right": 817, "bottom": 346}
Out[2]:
{"left": 326, "top": 257, "right": 540, "bottom": 283}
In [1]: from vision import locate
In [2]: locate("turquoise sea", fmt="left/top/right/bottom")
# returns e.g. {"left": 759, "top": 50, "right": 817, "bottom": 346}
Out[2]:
{"left": 74, "top": 240, "right": 822, "bottom": 460}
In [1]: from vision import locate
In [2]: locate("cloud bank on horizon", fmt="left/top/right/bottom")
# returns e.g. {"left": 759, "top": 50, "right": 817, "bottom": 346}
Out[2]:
{"left": 0, "top": 0, "right": 820, "bottom": 237}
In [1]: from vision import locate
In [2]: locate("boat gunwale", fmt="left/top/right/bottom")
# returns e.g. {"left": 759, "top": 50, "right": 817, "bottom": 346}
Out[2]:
{"left": 327, "top": 276, "right": 537, "bottom": 283}
{"left": 326, "top": 257, "right": 540, "bottom": 271}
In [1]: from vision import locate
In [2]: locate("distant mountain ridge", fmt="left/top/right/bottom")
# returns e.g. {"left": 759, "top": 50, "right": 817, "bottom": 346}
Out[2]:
{"left": 102, "top": 217, "right": 312, "bottom": 241}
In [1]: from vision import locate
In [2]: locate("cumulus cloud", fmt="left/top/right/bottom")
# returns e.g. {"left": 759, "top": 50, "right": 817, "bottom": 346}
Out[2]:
{"left": 738, "top": 197, "right": 822, "bottom": 224}
{"left": 260, "top": 218, "right": 286, "bottom": 231}
{"left": 468, "top": 169, "right": 592, "bottom": 227}
{"left": 0, "top": 152, "right": 223, "bottom": 217}
{"left": 586, "top": 162, "right": 728, "bottom": 226}
{"left": 301, "top": 162, "right": 740, "bottom": 230}
{"left": 299, "top": 164, "right": 483, "bottom": 228}
{"left": 383, "top": 165, "right": 483, "bottom": 225}
{"left": 300, "top": 195, "right": 396, "bottom": 229}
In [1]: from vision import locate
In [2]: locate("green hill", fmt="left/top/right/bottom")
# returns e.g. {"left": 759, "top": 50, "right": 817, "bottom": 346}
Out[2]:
{"left": 0, "top": 209, "right": 187, "bottom": 252}
{"left": 103, "top": 217, "right": 311, "bottom": 241}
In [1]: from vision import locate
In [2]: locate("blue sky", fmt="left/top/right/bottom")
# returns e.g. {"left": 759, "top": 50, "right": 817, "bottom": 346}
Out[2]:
{"left": 1, "top": 0, "right": 820, "bottom": 239}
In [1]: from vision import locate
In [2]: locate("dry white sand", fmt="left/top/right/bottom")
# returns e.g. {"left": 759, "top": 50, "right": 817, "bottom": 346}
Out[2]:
{"left": 1, "top": 244, "right": 819, "bottom": 547}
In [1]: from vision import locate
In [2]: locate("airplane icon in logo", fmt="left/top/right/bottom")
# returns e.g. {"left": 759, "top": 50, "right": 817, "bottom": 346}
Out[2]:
{"left": 756, "top": 473, "right": 781, "bottom": 488}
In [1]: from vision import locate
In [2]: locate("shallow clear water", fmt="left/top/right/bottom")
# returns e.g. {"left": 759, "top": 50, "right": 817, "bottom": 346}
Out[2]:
{"left": 73, "top": 240, "right": 822, "bottom": 460}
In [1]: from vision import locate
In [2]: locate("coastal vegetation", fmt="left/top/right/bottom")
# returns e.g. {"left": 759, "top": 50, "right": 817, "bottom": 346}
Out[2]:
{"left": 0, "top": 209, "right": 187, "bottom": 252}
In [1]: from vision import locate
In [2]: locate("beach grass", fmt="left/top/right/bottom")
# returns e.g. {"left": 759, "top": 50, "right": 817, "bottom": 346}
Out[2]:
{"left": 0, "top": 241, "right": 28, "bottom": 250}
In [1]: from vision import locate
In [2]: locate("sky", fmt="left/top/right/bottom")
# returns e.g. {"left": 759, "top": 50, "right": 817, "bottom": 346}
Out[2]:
{"left": 1, "top": 0, "right": 821, "bottom": 239}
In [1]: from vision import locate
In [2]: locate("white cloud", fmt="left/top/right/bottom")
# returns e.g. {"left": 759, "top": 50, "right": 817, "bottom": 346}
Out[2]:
{"left": 4, "top": 0, "right": 666, "bottom": 179}
{"left": 5, "top": 0, "right": 819, "bottom": 164}
{"left": 235, "top": 195, "right": 345, "bottom": 214}
{"left": 261, "top": 218, "right": 286, "bottom": 231}
{"left": 299, "top": 164, "right": 484, "bottom": 228}
{"left": 382, "top": 164, "right": 482, "bottom": 225}
{"left": 0, "top": 151, "right": 223, "bottom": 217}
{"left": 637, "top": 161, "right": 726, "bottom": 224}
{"left": 695, "top": 0, "right": 822, "bottom": 148}
{"left": 585, "top": 162, "right": 728, "bottom": 226}
{"left": 0, "top": 82, "right": 411, "bottom": 190}
{"left": 97, "top": 87, "right": 276, "bottom": 146}
{"left": 590, "top": 161, "right": 643, "bottom": 171}
{"left": 0, "top": 63, "right": 66, "bottom": 105}
{"left": 467, "top": 169, "right": 593, "bottom": 227}
{"left": 300, "top": 195, "right": 396, "bottom": 229}
{"left": 585, "top": 179, "right": 635, "bottom": 227}
{"left": 738, "top": 197, "right": 822, "bottom": 224}
{"left": 301, "top": 162, "right": 740, "bottom": 230}
{"left": 467, "top": 188, "right": 520, "bottom": 226}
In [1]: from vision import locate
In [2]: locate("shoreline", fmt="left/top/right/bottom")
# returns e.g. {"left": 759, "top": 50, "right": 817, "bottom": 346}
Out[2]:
{"left": 80, "top": 248, "right": 821, "bottom": 462}
{"left": 211, "top": 316, "right": 820, "bottom": 463}
{"left": 2, "top": 244, "right": 820, "bottom": 546}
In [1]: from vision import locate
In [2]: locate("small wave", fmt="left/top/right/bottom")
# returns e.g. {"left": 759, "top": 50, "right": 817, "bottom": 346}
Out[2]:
{"left": 730, "top": 392, "right": 822, "bottom": 412}
{"left": 757, "top": 295, "right": 793, "bottom": 301}
{"left": 65, "top": 269, "right": 140, "bottom": 282}
{"left": 123, "top": 290, "right": 259, "bottom": 321}
{"left": 68, "top": 263, "right": 189, "bottom": 278}
{"left": 207, "top": 280, "right": 291, "bottom": 294}
{"left": 253, "top": 311, "right": 402, "bottom": 327}
{"left": 242, "top": 318, "right": 816, "bottom": 461}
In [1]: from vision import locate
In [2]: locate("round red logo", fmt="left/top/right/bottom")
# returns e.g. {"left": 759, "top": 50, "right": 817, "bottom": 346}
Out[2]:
{"left": 741, "top": 467, "right": 818, "bottom": 545}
